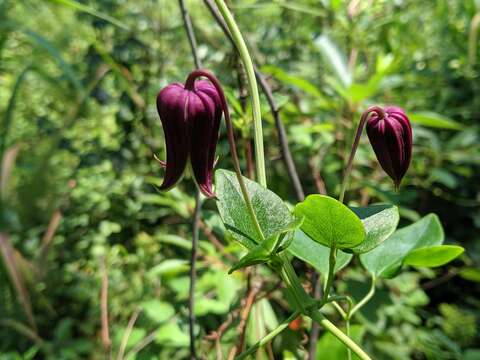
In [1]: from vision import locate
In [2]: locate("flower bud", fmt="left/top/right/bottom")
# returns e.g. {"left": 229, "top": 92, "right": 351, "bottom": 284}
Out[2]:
{"left": 156, "top": 71, "right": 222, "bottom": 197}
{"left": 365, "top": 106, "right": 412, "bottom": 187}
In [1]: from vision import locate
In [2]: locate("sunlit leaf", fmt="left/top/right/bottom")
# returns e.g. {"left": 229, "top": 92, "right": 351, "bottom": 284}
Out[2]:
{"left": 360, "top": 214, "right": 444, "bottom": 278}
{"left": 294, "top": 195, "right": 365, "bottom": 249}
{"left": 404, "top": 245, "right": 464, "bottom": 267}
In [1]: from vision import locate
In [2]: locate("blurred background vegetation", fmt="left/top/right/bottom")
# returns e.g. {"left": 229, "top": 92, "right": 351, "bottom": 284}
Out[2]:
{"left": 0, "top": 0, "right": 479, "bottom": 359}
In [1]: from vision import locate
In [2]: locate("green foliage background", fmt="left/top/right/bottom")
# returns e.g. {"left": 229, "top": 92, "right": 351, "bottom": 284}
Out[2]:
{"left": 0, "top": 0, "right": 479, "bottom": 359}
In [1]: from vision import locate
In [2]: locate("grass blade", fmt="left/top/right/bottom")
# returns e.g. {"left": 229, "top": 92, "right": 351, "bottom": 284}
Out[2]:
{"left": 46, "top": 0, "right": 130, "bottom": 30}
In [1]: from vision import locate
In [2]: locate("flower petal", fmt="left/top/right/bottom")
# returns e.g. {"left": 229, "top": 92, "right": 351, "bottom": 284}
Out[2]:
{"left": 188, "top": 80, "right": 221, "bottom": 198}
{"left": 156, "top": 83, "right": 189, "bottom": 191}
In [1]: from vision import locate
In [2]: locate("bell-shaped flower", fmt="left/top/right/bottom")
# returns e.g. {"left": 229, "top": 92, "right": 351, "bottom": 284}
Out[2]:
{"left": 365, "top": 106, "right": 412, "bottom": 187}
{"left": 156, "top": 72, "right": 221, "bottom": 197}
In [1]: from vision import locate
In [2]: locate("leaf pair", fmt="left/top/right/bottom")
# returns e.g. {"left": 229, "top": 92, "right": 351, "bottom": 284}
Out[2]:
{"left": 216, "top": 169, "right": 464, "bottom": 279}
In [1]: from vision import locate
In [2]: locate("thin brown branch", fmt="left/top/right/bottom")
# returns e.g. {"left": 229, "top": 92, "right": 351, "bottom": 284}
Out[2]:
{"left": 308, "top": 272, "right": 322, "bottom": 360}
{"left": 0, "top": 233, "right": 37, "bottom": 332}
{"left": 116, "top": 307, "right": 141, "bottom": 360}
{"left": 178, "top": 0, "right": 202, "bottom": 69}
{"left": 228, "top": 280, "right": 262, "bottom": 358}
{"left": 0, "top": 144, "right": 19, "bottom": 198}
{"left": 197, "top": 219, "right": 237, "bottom": 262}
{"left": 38, "top": 210, "right": 62, "bottom": 270}
{"left": 124, "top": 326, "right": 160, "bottom": 359}
{"left": 100, "top": 257, "right": 111, "bottom": 357}
{"left": 189, "top": 192, "right": 202, "bottom": 359}
{"left": 178, "top": 1, "right": 202, "bottom": 358}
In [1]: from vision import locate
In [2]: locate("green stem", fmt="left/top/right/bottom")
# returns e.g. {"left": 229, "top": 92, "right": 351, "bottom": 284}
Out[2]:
{"left": 322, "top": 246, "right": 337, "bottom": 303}
{"left": 332, "top": 301, "right": 347, "bottom": 320}
{"left": 236, "top": 311, "right": 300, "bottom": 360}
{"left": 309, "top": 311, "right": 372, "bottom": 360}
{"left": 348, "top": 273, "right": 376, "bottom": 319}
{"left": 274, "top": 258, "right": 371, "bottom": 360}
{"left": 278, "top": 257, "right": 312, "bottom": 312}
{"left": 214, "top": 0, "right": 266, "bottom": 187}
{"left": 346, "top": 319, "right": 352, "bottom": 360}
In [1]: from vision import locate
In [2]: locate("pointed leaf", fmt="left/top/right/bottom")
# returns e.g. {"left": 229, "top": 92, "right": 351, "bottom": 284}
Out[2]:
{"left": 404, "top": 245, "right": 464, "bottom": 267}
{"left": 360, "top": 214, "right": 444, "bottom": 278}
{"left": 294, "top": 195, "right": 365, "bottom": 250}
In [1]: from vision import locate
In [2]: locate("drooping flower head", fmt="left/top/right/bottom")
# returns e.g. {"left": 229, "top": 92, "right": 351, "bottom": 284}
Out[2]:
{"left": 156, "top": 70, "right": 222, "bottom": 197}
{"left": 365, "top": 106, "right": 412, "bottom": 187}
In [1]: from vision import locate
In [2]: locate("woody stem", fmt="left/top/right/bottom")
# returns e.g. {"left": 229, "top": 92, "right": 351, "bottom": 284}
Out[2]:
{"left": 186, "top": 70, "right": 264, "bottom": 241}
{"left": 338, "top": 105, "right": 385, "bottom": 203}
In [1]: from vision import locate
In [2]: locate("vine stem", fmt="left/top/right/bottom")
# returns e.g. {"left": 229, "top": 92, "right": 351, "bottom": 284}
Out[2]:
{"left": 309, "top": 311, "right": 372, "bottom": 360}
{"left": 214, "top": 0, "right": 266, "bottom": 188}
{"left": 338, "top": 105, "right": 385, "bottom": 202}
{"left": 322, "top": 246, "right": 337, "bottom": 303}
{"left": 344, "top": 273, "right": 376, "bottom": 360}
{"left": 348, "top": 273, "right": 376, "bottom": 319}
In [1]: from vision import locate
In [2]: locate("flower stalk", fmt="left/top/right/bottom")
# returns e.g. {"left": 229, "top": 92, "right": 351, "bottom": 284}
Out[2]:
{"left": 339, "top": 105, "right": 385, "bottom": 203}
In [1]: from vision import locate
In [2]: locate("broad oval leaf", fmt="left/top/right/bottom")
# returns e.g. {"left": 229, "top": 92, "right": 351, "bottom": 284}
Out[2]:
{"left": 360, "top": 214, "right": 444, "bottom": 278}
{"left": 289, "top": 230, "right": 352, "bottom": 275}
{"left": 349, "top": 205, "right": 399, "bottom": 254}
{"left": 215, "top": 169, "right": 295, "bottom": 249}
{"left": 404, "top": 245, "right": 464, "bottom": 268}
{"left": 294, "top": 195, "right": 365, "bottom": 249}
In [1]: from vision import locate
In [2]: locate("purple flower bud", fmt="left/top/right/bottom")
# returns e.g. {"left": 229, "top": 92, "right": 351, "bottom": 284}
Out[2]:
{"left": 365, "top": 106, "right": 413, "bottom": 187}
{"left": 156, "top": 71, "right": 222, "bottom": 198}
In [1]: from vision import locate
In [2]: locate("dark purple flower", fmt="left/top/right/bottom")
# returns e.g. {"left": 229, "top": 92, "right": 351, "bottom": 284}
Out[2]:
{"left": 365, "top": 106, "right": 412, "bottom": 187}
{"left": 156, "top": 72, "right": 222, "bottom": 198}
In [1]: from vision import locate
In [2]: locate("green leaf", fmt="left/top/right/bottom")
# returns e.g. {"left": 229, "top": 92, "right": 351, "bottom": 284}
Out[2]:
{"left": 349, "top": 205, "right": 400, "bottom": 254}
{"left": 360, "top": 214, "right": 444, "bottom": 278}
{"left": 293, "top": 195, "right": 365, "bottom": 249}
{"left": 315, "top": 34, "right": 352, "bottom": 87}
{"left": 215, "top": 169, "right": 295, "bottom": 249}
{"left": 142, "top": 300, "right": 175, "bottom": 323}
{"left": 289, "top": 230, "right": 352, "bottom": 275}
{"left": 459, "top": 268, "right": 480, "bottom": 282}
{"left": 228, "top": 243, "right": 272, "bottom": 274}
{"left": 409, "top": 112, "right": 464, "bottom": 130}
{"left": 148, "top": 259, "right": 189, "bottom": 277}
{"left": 261, "top": 65, "right": 329, "bottom": 105}
{"left": 155, "top": 321, "right": 189, "bottom": 347}
{"left": 404, "top": 245, "right": 464, "bottom": 267}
